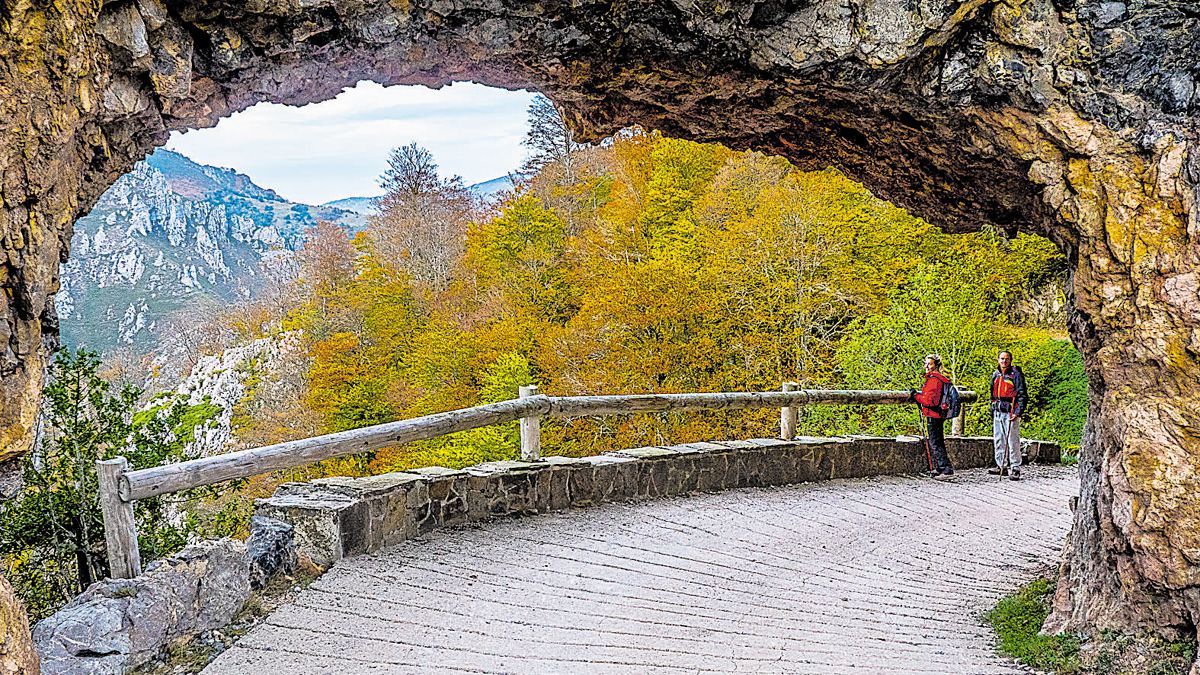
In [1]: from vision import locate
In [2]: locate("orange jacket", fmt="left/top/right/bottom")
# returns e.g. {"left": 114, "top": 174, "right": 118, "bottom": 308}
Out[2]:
{"left": 915, "top": 371, "right": 952, "bottom": 419}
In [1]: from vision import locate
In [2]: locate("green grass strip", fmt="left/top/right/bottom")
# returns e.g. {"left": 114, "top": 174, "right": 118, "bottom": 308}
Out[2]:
{"left": 985, "top": 578, "right": 1082, "bottom": 673}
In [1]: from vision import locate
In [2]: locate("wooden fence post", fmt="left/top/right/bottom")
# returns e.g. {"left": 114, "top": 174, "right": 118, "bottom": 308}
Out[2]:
{"left": 951, "top": 389, "right": 965, "bottom": 436}
{"left": 519, "top": 385, "right": 542, "bottom": 461}
{"left": 780, "top": 382, "right": 799, "bottom": 440}
{"left": 97, "top": 457, "right": 141, "bottom": 579}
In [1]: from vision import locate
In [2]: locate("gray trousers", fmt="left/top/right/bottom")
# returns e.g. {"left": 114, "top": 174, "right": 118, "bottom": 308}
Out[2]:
{"left": 993, "top": 411, "right": 1021, "bottom": 469}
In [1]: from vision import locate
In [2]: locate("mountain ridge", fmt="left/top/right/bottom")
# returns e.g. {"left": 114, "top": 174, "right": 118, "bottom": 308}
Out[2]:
{"left": 319, "top": 174, "right": 517, "bottom": 214}
{"left": 59, "top": 150, "right": 519, "bottom": 356}
{"left": 58, "top": 150, "right": 364, "bottom": 354}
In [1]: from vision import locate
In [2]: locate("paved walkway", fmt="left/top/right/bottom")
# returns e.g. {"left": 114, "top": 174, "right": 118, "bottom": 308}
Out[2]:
{"left": 205, "top": 465, "right": 1077, "bottom": 674}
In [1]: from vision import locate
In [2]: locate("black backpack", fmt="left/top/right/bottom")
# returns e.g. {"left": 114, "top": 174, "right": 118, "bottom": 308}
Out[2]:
{"left": 940, "top": 382, "right": 962, "bottom": 419}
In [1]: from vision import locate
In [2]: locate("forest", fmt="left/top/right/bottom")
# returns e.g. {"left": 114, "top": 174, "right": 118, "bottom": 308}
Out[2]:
{"left": 1, "top": 101, "right": 1087, "bottom": 619}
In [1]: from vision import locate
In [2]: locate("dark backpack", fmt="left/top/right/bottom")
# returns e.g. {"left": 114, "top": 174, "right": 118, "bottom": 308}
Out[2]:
{"left": 940, "top": 382, "right": 962, "bottom": 419}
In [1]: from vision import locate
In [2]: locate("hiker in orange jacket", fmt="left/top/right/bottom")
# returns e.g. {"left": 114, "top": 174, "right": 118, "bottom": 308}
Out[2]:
{"left": 910, "top": 353, "right": 954, "bottom": 479}
{"left": 989, "top": 350, "right": 1029, "bottom": 480}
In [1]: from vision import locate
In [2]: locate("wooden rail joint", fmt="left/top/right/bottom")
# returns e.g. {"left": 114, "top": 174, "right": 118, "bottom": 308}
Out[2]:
{"left": 780, "top": 382, "right": 800, "bottom": 441}
{"left": 519, "top": 385, "right": 542, "bottom": 461}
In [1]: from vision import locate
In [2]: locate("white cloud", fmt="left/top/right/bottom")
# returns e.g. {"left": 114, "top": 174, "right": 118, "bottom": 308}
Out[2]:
{"left": 166, "top": 81, "right": 535, "bottom": 205}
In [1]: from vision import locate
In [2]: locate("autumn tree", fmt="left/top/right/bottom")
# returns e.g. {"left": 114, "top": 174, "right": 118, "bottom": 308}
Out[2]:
{"left": 370, "top": 143, "right": 473, "bottom": 290}
{"left": 229, "top": 131, "right": 1080, "bottom": 474}
{"left": 159, "top": 296, "right": 230, "bottom": 374}
{"left": 521, "top": 95, "right": 585, "bottom": 179}
{"left": 294, "top": 219, "right": 358, "bottom": 335}
{"left": 298, "top": 221, "right": 355, "bottom": 298}
{"left": 227, "top": 249, "right": 304, "bottom": 341}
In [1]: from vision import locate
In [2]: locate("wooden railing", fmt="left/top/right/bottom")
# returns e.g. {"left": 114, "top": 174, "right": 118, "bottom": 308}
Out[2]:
{"left": 97, "top": 385, "right": 976, "bottom": 578}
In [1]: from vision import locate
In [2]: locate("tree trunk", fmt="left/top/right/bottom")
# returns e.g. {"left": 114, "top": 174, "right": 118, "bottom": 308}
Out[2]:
{"left": 72, "top": 516, "right": 94, "bottom": 591}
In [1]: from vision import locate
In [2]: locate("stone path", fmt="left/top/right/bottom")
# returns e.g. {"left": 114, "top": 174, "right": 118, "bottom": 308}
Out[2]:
{"left": 205, "top": 465, "right": 1078, "bottom": 674}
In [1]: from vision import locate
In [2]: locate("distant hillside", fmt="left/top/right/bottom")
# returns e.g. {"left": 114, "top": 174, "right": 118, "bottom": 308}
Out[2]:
{"left": 322, "top": 196, "right": 380, "bottom": 215}
{"left": 321, "top": 175, "right": 517, "bottom": 216}
{"left": 468, "top": 175, "right": 516, "bottom": 199}
{"left": 58, "top": 150, "right": 365, "bottom": 354}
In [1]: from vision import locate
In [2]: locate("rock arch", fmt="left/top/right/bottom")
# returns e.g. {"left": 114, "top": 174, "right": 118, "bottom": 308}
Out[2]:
{"left": 2, "top": 0, "right": 1197, "bottom": 639}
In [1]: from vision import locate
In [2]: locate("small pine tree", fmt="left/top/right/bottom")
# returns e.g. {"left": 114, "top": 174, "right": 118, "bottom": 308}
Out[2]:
{"left": 0, "top": 349, "right": 219, "bottom": 620}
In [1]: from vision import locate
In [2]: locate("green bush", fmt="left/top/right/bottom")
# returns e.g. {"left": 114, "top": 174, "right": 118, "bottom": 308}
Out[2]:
{"left": 0, "top": 349, "right": 221, "bottom": 620}
{"left": 1014, "top": 337, "right": 1087, "bottom": 453}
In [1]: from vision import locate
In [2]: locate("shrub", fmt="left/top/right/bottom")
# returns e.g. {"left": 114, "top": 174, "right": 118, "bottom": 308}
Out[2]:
{"left": 0, "top": 349, "right": 220, "bottom": 620}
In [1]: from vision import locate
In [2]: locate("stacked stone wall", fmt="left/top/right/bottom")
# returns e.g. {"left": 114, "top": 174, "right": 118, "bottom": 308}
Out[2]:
{"left": 258, "top": 436, "right": 1060, "bottom": 567}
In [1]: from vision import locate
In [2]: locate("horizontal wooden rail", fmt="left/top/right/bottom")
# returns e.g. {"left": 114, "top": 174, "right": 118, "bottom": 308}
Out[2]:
{"left": 122, "top": 388, "right": 975, "bottom": 501}
{"left": 545, "top": 389, "right": 968, "bottom": 417}
{"left": 102, "top": 386, "right": 976, "bottom": 578}
{"left": 122, "top": 396, "right": 551, "bottom": 501}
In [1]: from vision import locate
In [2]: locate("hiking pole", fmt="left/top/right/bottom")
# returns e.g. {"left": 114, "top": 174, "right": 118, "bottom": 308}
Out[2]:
{"left": 917, "top": 404, "right": 933, "bottom": 473}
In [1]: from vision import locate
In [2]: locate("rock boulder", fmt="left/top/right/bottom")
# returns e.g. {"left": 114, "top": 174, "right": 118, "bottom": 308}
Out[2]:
{"left": 33, "top": 539, "right": 249, "bottom": 674}
{"left": 246, "top": 516, "right": 297, "bottom": 590}
{"left": 0, "top": 576, "right": 38, "bottom": 675}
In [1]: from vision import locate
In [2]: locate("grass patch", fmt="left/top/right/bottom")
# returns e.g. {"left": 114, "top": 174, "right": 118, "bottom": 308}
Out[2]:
{"left": 986, "top": 578, "right": 1082, "bottom": 672}
{"left": 987, "top": 579, "right": 1198, "bottom": 674}
{"left": 1088, "top": 630, "right": 1196, "bottom": 675}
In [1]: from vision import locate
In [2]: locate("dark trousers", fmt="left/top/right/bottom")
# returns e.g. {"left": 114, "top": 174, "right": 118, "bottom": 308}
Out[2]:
{"left": 927, "top": 416, "right": 952, "bottom": 474}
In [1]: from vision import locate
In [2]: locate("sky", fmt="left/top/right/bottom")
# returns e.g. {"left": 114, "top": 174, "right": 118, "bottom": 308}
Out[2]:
{"left": 166, "top": 81, "right": 537, "bottom": 205}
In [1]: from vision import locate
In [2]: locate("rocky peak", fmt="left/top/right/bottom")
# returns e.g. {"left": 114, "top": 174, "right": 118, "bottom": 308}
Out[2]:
{"left": 57, "top": 149, "right": 364, "bottom": 354}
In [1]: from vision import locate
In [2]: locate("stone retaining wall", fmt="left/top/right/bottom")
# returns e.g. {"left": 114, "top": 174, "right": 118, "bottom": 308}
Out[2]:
{"left": 257, "top": 436, "right": 1060, "bottom": 568}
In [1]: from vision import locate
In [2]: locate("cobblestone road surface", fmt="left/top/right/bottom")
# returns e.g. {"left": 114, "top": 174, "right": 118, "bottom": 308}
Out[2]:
{"left": 205, "top": 465, "right": 1077, "bottom": 674}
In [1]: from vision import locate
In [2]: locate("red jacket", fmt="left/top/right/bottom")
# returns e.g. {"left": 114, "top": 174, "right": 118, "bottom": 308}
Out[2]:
{"left": 915, "top": 371, "right": 952, "bottom": 419}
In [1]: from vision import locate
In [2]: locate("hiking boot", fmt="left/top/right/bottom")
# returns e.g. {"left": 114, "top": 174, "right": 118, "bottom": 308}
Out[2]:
{"left": 1010, "top": 469, "right": 1022, "bottom": 481}
{"left": 933, "top": 472, "right": 954, "bottom": 481}
{"left": 929, "top": 470, "right": 942, "bottom": 478}
{"left": 988, "top": 467, "right": 1009, "bottom": 476}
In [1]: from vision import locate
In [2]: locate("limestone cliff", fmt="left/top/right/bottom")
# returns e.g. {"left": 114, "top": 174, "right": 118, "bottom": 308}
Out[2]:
{"left": 0, "top": 0, "right": 1197, "bottom": 646}
{"left": 58, "top": 149, "right": 362, "bottom": 354}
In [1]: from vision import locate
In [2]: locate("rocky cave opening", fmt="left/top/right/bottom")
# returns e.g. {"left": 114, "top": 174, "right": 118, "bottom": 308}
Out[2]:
{"left": 1, "top": 0, "right": 1198, "bottom": 648}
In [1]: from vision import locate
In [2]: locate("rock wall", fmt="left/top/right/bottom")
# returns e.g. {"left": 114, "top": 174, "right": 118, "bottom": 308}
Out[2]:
{"left": 0, "top": 0, "right": 1197, "bottom": 642}
{"left": 0, "top": 576, "right": 37, "bottom": 675}
{"left": 257, "top": 436, "right": 1060, "bottom": 568}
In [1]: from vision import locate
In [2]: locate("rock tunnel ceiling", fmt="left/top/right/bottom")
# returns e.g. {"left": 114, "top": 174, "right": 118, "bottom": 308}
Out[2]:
{"left": 2, "top": 0, "right": 1199, "bottom": 642}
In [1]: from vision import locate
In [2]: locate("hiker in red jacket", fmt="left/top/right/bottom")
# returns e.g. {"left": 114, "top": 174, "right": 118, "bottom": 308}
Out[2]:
{"left": 910, "top": 354, "right": 954, "bottom": 479}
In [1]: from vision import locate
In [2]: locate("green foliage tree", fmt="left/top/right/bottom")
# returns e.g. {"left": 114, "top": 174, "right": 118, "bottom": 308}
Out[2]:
{"left": 0, "top": 349, "right": 220, "bottom": 620}
{"left": 1009, "top": 336, "right": 1088, "bottom": 452}
{"left": 834, "top": 232, "right": 1074, "bottom": 440}
{"left": 373, "top": 351, "right": 534, "bottom": 471}
{"left": 835, "top": 262, "right": 1003, "bottom": 436}
{"left": 465, "top": 194, "right": 577, "bottom": 322}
